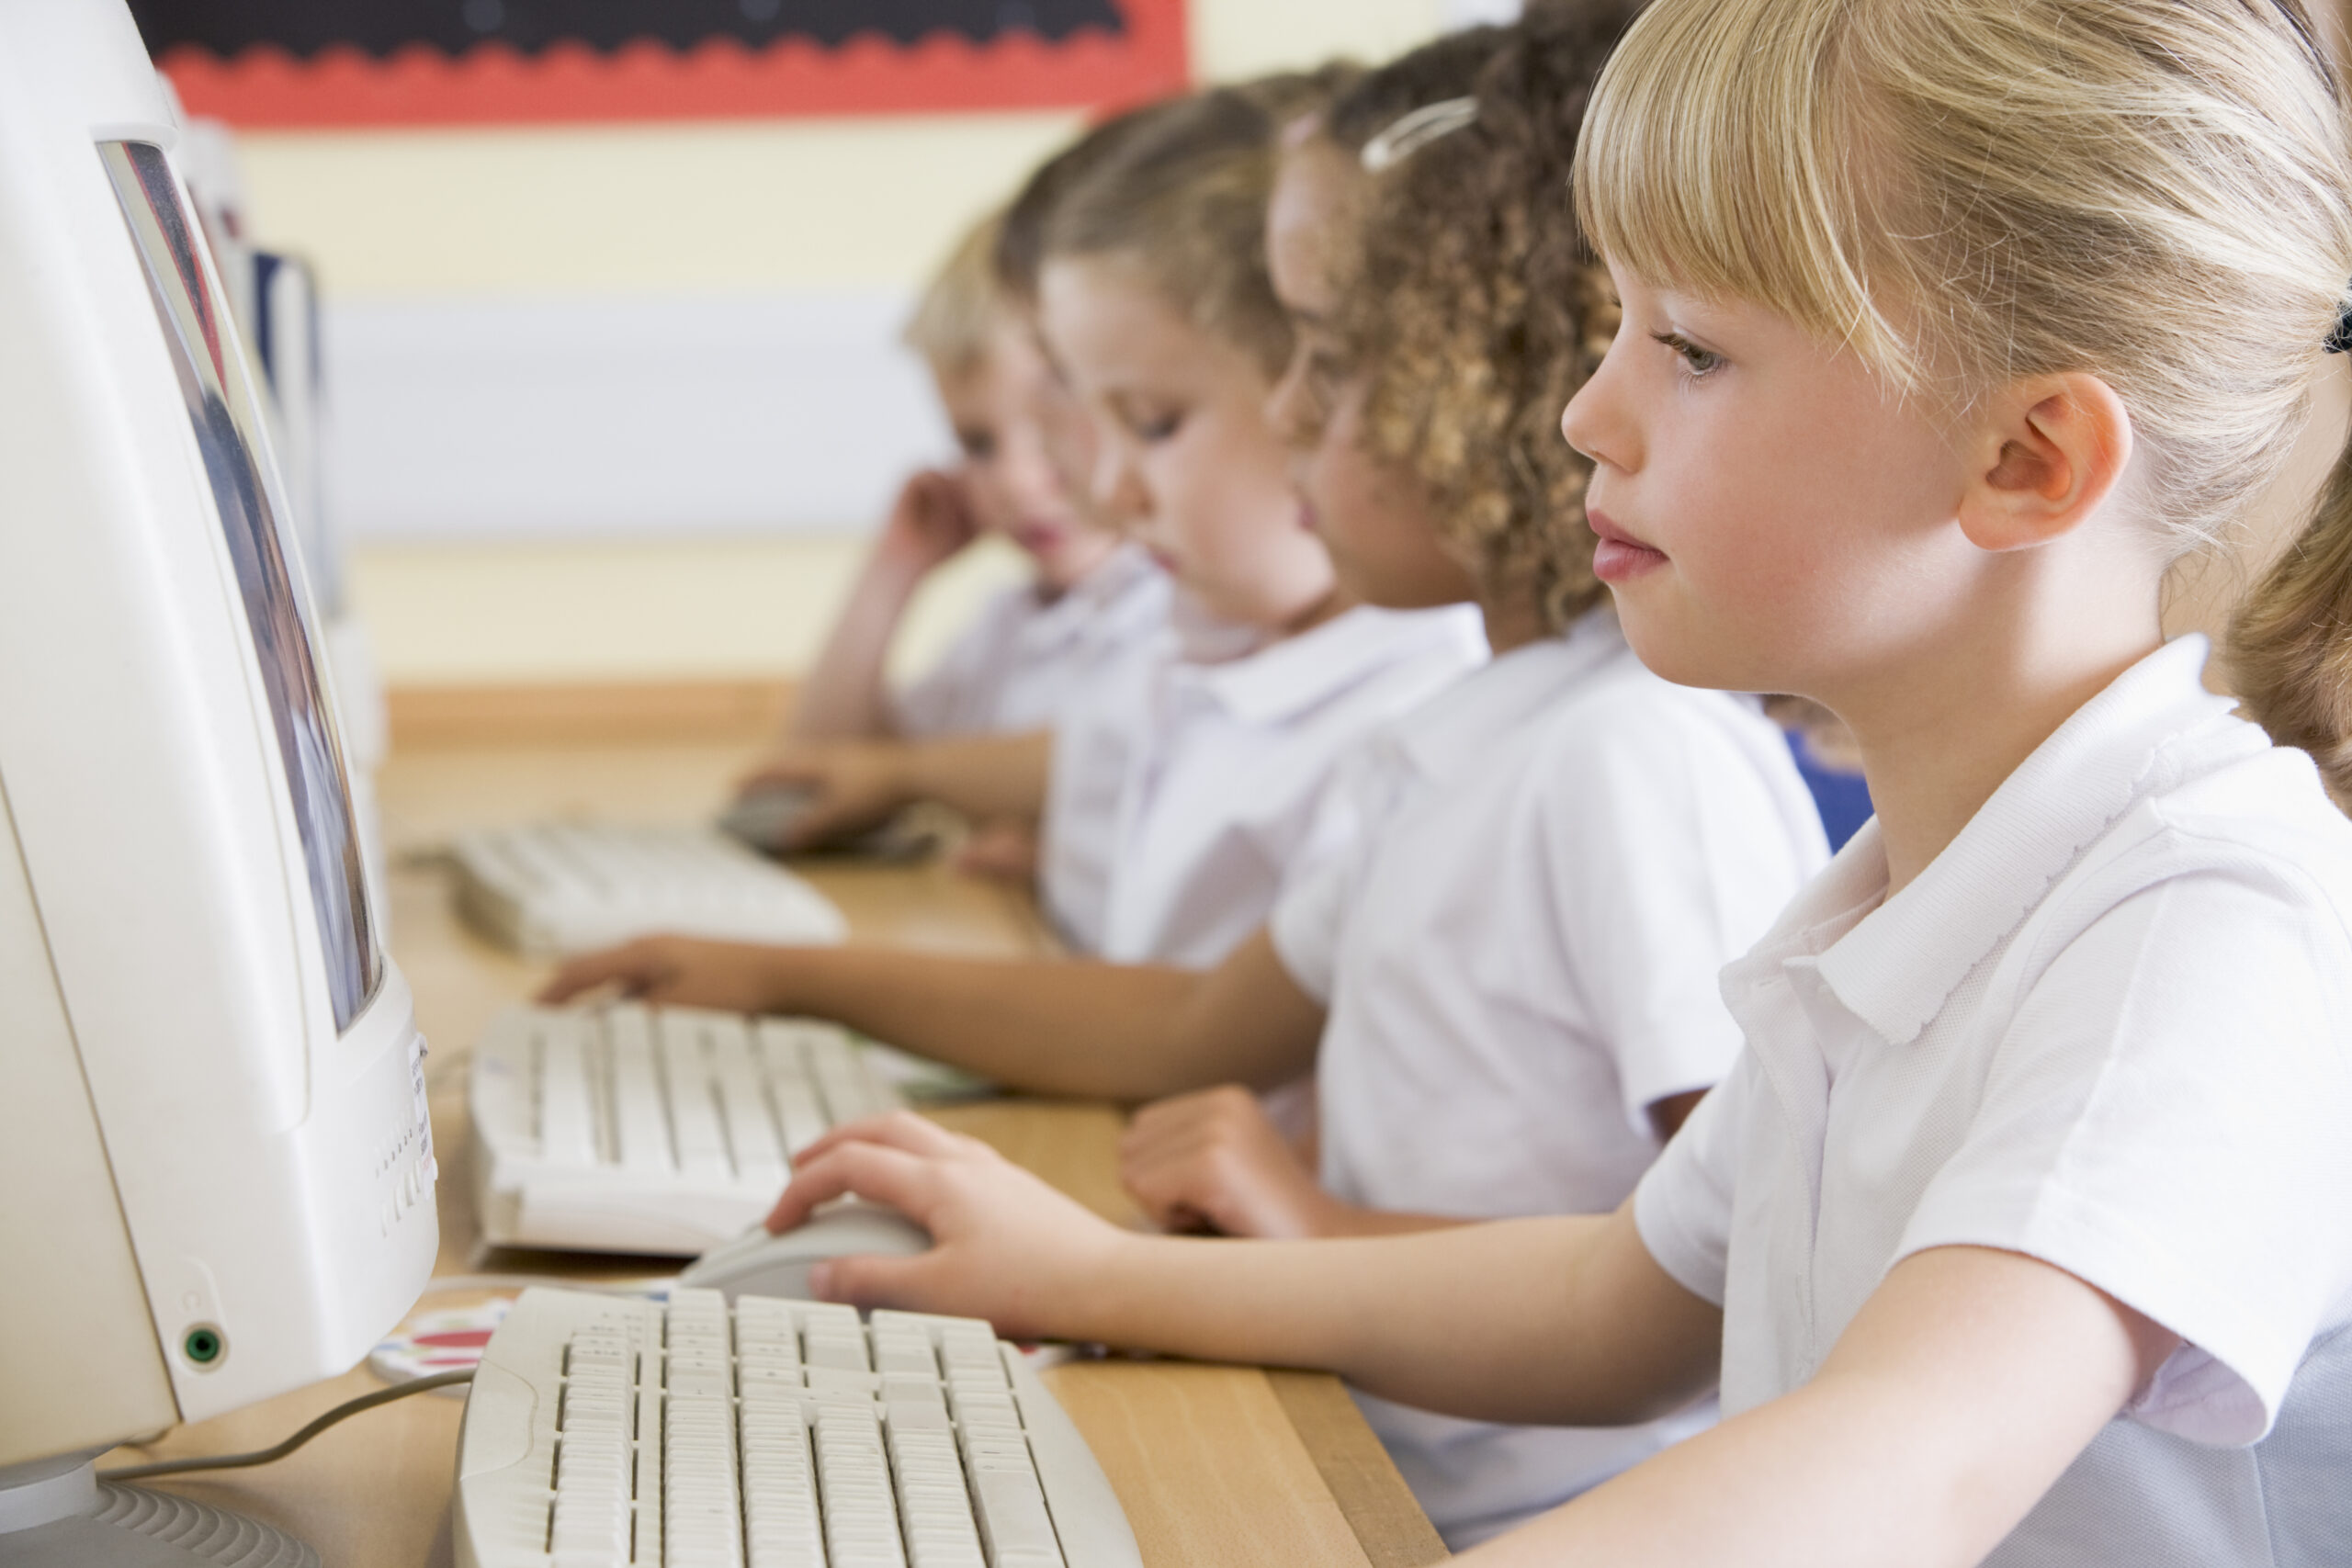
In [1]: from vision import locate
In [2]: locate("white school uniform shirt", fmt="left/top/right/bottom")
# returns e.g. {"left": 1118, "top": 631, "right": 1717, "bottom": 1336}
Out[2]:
{"left": 1042, "top": 602, "right": 1487, "bottom": 963}
{"left": 891, "top": 544, "right": 1168, "bottom": 739}
{"left": 1096, "top": 603, "right": 1487, "bottom": 966}
{"left": 1036, "top": 589, "right": 1237, "bottom": 956}
{"left": 1270, "top": 613, "right": 1829, "bottom": 1548}
{"left": 1634, "top": 636, "right": 2352, "bottom": 1568}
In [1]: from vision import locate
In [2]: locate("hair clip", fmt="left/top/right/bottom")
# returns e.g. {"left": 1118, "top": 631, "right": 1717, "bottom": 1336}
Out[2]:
{"left": 2327, "top": 292, "right": 2352, "bottom": 355}
{"left": 1361, "top": 96, "right": 1479, "bottom": 174}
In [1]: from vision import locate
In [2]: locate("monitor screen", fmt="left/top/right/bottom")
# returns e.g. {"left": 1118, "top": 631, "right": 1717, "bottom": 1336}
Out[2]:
{"left": 99, "top": 139, "right": 382, "bottom": 1030}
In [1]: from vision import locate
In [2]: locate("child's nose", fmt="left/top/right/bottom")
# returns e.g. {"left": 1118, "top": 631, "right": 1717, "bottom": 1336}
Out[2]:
{"left": 1088, "top": 442, "right": 1145, "bottom": 531}
{"left": 1560, "top": 351, "right": 1638, "bottom": 474}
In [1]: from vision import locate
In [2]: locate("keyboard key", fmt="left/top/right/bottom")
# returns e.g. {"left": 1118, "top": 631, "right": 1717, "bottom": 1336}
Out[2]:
{"left": 606, "top": 1005, "right": 673, "bottom": 1173}
{"left": 661, "top": 1014, "right": 730, "bottom": 1179}
{"left": 538, "top": 1021, "right": 598, "bottom": 1168}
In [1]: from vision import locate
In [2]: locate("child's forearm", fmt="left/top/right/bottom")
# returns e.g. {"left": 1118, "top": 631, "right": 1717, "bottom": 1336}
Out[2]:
{"left": 1080, "top": 1206, "right": 1721, "bottom": 1427}
{"left": 789, "top": 551, "right": 929, "bottom": 740}
{"left": 889, "top": 732, "right": 1053, "bottom": 821}
{"left": 760, "top": 942, "right": 1318, "bottom": 1101}
{"left": 1456, "top": 1245, "right": 2169, "bottom": 1568}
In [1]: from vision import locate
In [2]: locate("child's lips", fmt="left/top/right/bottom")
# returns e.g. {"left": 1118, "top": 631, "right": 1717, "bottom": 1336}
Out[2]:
{"left": 1010, "top": 520, "right": 1070, "bottom": 555}
{"left": 1588, "top": 507, "right": 1668, "bottom": 583}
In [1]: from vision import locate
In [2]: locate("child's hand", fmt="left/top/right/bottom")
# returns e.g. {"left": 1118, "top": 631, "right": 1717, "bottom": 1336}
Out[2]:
{"left": 766, "top": 1111, "right": 1130, "bottom": 1339}
{"left": 736, "top": 740, "right": 910, "bottom": 849}
{"left": 950, "top": 819, "right": 1040, "bottom": 883}
{"left": 875, "top": 469, "right": 982, "bottom": 578}
{"left": 1118, "top": 1085, "right": 1337, "bottom": 1239}
{"left": 537, "top": 934, "right": 791, "bottom": 1011}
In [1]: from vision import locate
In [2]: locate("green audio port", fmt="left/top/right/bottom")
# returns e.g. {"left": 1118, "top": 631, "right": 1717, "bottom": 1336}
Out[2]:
{"left": 183, "top": 1325, "right": 226, "bottom": 1368}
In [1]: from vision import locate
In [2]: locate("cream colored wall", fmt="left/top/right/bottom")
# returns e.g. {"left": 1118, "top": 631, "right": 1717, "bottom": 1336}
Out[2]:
{"left": 352, "top": 534, "right": 1035, "bottom": 685}
{"left": 231, "top": 0, "right": 1448, "bottom": 688}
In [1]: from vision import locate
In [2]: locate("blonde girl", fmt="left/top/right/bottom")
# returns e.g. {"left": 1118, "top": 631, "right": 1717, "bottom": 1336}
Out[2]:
{"left": 781, "top": 209, "right": 1153, "bottom": 750}
{"left": 752, "top": 2, "right": 2352, "bottom": 1562}
{"left": 745, "top": 209, "right": 1166, "bottom": 872}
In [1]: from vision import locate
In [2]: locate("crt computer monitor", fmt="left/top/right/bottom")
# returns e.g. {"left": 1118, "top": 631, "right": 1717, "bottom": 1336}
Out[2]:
{"left": 0, "top": 1, "right": 436, "bottom": 1560}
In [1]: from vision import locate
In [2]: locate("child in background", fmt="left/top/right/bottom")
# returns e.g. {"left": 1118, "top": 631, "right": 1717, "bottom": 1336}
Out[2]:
{"left": 547, "top": 12, "right": 1826, "bottom": 1541}
{"left": 745, "top": 1, "right": 2352, "bottom": 1562}
{"left": 787, "top": 209, "right": 1165, "bottom": 749}
{"left": 739, "top": 209, "right": 1166, "bottom": 871}
{"left": 1024, "top": 78, "right": 1487, "bottom": 964}
{"left": 561, "top": 71, "right": 1481, "bottom": 982}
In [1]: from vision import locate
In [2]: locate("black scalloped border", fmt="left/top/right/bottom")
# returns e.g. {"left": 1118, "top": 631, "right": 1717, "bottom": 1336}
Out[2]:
{"left": 127, "top": 0, "right": 1128, "bottom": 60}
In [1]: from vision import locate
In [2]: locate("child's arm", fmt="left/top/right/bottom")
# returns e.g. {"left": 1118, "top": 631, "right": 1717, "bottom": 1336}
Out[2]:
{"left": 738, "top": 731, "right": 1051, "bottom": 851}
{"left": 787, "top": 469, "right": 979, "bottom": 741}
{"left": 766, "top": 1112, "right": 1724, "bottom": 1425}
{"left": 1457, "top": 1245, "right": 2178, "bottom": 1568}
{"left": 780, "top": 1118, "right": 2177, "bottom": 1568}
{"left": 539, "top": 930, "right": 1328, "bottom": 1102}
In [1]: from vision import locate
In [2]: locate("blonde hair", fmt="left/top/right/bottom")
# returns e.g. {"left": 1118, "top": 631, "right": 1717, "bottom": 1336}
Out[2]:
{"left": 1041, "top": 70, "right": 1352, "bottom": 379}
{"left": 902, "top": 208, "right": 1009, "bottom": 378}
{"left": 1577, "top": 0, "right": 2352, "bottom": 798}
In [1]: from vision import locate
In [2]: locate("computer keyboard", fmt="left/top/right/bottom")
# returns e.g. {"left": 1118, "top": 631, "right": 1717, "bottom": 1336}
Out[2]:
{"left": 455, "top": 1286, "right": 1142, "bottom": 1568}
{"left": 473, "top": 1004, "right": 909, "bottom": 1255}
{"left": 452, "top": 821, "right": 850, "bottom": 957}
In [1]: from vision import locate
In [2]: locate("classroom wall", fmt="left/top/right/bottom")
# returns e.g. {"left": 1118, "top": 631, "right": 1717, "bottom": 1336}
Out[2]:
{"left": 228, "top": 0, "right": 1462, "bottom": 689}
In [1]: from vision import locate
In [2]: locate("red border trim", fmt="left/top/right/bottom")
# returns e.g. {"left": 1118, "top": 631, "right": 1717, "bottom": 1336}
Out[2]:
{"left": 159, "top": 1, "right": 1188, "bottom": 127}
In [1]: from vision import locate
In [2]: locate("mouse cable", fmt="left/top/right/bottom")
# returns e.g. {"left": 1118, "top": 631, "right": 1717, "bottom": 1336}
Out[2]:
{"left": 99, "top": 1369, "right": 477, "bottom": 1482}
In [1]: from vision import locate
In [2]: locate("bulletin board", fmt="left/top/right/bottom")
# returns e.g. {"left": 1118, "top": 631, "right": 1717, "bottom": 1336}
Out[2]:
{"left": 135, "top": 0, "right": 1190, "bottom": 127}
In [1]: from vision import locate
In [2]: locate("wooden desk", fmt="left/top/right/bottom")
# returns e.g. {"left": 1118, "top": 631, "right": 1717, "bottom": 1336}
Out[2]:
{"left": 109, "top": 739, "right": 1445, "bottom": 1568}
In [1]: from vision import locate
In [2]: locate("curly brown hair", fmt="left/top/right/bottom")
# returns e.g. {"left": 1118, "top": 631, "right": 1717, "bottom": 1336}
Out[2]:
{"left": 1329, "top": 2, "right": 1645, "bottom": 632}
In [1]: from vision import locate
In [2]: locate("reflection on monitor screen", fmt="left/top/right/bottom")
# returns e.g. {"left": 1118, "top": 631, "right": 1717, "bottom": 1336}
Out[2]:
{"left": 99, "top": 139, "right": 380, "bottom": 1029}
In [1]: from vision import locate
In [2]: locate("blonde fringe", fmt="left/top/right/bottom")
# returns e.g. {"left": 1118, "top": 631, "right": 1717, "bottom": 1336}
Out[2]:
{"left": 1579, "top": 0, "right": 2352, "bottom": 800}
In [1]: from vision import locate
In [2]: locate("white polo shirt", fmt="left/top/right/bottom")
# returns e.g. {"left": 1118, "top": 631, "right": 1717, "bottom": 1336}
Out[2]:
{"left": 1634, "top": 636, "right": 2352, "bottom": 1567}
{"left": 1091, "top": 603, "right": 1487, "bottom": 966}
{"left": 1271, "top": 613, "right": 1828, "bottom": 1546}
{"left": 892, "top": 544, "right": 1168, "bottom": 739}
{"left": 1035, "top": 590, "right": 1230, "bottom": 956}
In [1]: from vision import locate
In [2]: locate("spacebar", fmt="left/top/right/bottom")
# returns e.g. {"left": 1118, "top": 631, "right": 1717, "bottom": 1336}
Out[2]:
{"left": 973, "top": 1467, "right": 1064, "bottom": 1568}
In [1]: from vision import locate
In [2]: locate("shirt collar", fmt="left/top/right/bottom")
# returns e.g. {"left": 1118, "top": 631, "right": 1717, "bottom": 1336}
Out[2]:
{"left": 1778, "top": 636, "right": 2238, "bottom": 1046}
{"left": 1183, "top": 604, "right": 1487, "bottom": 727}
{"left": 1388, "top": 608, "right": 1632, "bottom": 783}
{"left": 1019, "top": 544, "right": 1163, "bottom": 650}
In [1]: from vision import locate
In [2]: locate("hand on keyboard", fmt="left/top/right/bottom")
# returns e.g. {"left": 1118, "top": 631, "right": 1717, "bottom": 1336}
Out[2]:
{"left": 1117, "top": 1085, "right": 1335, "bottom": 1240}
{"left": 737, "top": 740, "right": 915, "bottom": 852}
{"left": 766, "top": 1111, "right": 1128, "bottom": 1342}
{"left": 540, "top": 934, "right": 796, "bottom": 1013}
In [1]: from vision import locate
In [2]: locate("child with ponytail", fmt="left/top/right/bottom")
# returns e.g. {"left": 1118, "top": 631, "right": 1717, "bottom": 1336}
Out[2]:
{"left": 753, "top": 2, "right": 2352, "bottom": 1562}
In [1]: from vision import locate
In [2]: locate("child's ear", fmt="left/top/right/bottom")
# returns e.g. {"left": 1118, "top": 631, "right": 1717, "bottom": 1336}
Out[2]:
{"left": 1955, "top": 372, "right": 2134, "bottom": 552}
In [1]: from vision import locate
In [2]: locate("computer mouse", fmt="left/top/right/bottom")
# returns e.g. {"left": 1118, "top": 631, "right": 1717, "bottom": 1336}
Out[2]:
{"left": 715, "top": 784, "right": 820, "bottom": 854}
{"left": 676, "top": 1201, "right": 932, "bottom": 1303}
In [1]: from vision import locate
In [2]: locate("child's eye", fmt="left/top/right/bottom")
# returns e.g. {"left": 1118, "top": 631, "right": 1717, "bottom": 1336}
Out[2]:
{"left": 956, "top": 429, "right": 999, "bottom": 461}
{"left": 1132, "top": 411, "right": 1183, "bottom": 443}
{"left": 1651, "top": 331, "right": 1725, "bottom": 378}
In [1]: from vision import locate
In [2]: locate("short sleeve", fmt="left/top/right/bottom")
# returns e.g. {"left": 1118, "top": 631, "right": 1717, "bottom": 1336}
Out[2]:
{"left": 891, "top": 585, "right": 1032, "bottom": 739}
{"left": 1269, "top": 851, "right": 1351, "bottom": 1005}
{"left": 1897, "top": 863, "right": 2352, "bottom": 1446}
{"left": 1266, "top": 736, "right": 1409, "bottom": 1003}
{"left": 1633, "top": 1051, "right": 1759, "bottom": 1307}
{"left": 1544, "top": 690, "right": 1825, "bottom": 1126}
